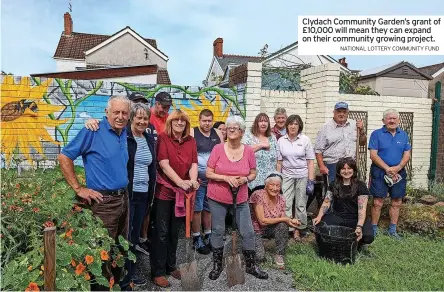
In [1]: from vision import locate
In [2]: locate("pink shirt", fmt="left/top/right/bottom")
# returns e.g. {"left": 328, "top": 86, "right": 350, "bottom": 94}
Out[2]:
{"left": 249, "top": 189, "right": 286, "bottom": 233}
{"left": 207, "top": 143, "right": 256, "bottom": 204}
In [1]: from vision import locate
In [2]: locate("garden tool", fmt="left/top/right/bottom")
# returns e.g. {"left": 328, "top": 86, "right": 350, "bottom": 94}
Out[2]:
{"left": 226, "top": 186, "right": 246, "bottom": 287}
{"left": 180, "top": 191, "right": 200, "bottom": 291}
{"left": 356, "top": 126, "right": 360, "bottom": 174}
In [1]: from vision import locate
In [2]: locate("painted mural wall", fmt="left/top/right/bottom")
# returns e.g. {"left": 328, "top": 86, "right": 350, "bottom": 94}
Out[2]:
{"left": 0, "top": 75, "right": 246, "bottom": 168}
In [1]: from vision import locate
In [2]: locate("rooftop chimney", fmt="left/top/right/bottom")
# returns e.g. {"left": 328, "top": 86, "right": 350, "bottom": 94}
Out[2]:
{"left": 213, "top": 38, "right": 223, "bottom": 58}
{"left": 64, "top": 12, "right": 73, "bottom": 36}
{"left": 339, "top": 57, "right": 348, "bottom": 68}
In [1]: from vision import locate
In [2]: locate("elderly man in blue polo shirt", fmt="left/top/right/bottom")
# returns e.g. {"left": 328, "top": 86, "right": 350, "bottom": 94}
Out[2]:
{"left": 58, "top": 95, "right": 131, "bottom": 287}
{"left": 369, "top": 109, "right": 411, "bottom": 239}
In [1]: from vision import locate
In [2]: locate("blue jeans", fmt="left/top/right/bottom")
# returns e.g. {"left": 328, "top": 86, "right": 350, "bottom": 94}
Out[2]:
{"left": 129, "top": 191, "right": 149, "bottom": 245}
{"left": 123, "top": 191, "right": 149, "bottom": 286}
{"left": 208, "top": 199, "right": 255, "bottom": 250}
{"left": 194, "top": 185, "right": 210, "bottom": 212}
{"left": 326, "top": 163, "right": 337, "bottom": 184}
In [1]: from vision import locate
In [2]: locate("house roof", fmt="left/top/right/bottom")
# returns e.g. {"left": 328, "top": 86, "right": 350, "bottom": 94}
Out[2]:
{"left": 264, "top": 41, "right": 344, "bottom": 68}
{"left": 417, "top": 62, "right": 444, "bottom": 78}
{"left": 157, "top": 69, "right": 171, "bottom": 85}
{"left": 30, "top": 64, "right": 171, "bottom": 84}
{"left": 216, "top": 54, "right": 263, "bottom": 72}
{"left": 54, "top": 26, "right": 165, "bottom": 60}
{"left": 359, "top": 61, "right": 433, "bottom": 80}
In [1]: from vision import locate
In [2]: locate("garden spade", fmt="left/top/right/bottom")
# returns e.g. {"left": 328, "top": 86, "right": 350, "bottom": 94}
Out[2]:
{"left": 226, "top": 186, "right": 245, "bottom": 288}
{"left": 180, "top": 191, "right": 200, "bottom": 291}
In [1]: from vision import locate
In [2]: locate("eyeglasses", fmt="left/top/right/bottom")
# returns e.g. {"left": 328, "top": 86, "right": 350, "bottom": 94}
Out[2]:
{"left": 172, "top": 118, "right": 187, "bottom": 123}
{"left": 227, "top": 127, "right": 241, "bottom": 132}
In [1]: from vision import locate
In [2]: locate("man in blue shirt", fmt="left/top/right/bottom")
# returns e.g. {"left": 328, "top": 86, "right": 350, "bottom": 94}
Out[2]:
{"left": 368, "top": 109, "right": 411, "bottom": 239}
{"left": 58, "top": 95, "right": 130, "bottom": 288}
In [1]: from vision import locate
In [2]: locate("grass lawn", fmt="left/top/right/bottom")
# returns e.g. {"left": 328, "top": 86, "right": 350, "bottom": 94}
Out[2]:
{"left": 286, "top": 233, "right": 444, "bottom": 290}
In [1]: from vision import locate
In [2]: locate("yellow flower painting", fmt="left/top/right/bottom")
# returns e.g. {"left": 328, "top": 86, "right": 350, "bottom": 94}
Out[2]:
{"left": 174, "top": 94, "right": 231, "bottom": 128}
{"left": 1, "top": 76, "right": 67, "bottom": 165}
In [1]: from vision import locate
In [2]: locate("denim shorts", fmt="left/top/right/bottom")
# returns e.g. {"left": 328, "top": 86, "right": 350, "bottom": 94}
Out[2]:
{"left": 194, "top": 185, "right": 210, "bottom": 212}
{"left": 370, "top": 165, "right": 407, "bottom": 199}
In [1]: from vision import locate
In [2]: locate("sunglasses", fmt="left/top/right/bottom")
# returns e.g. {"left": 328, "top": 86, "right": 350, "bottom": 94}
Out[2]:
{"left": 266, "top": 173, "right": 283, "bottom": 181}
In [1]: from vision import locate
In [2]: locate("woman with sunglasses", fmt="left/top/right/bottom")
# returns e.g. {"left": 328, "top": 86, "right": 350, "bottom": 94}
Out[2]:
{"left": 150, "top": 110, "right": 199, "bottom": 288}
{"left": 206, "top": 116, "right": 268, "bottom": 281}
{"left": 313, "top": 157, "right": 374, "bottom": 246}
{"left": 249, "top": 172, "right": 300, "bottom": 269}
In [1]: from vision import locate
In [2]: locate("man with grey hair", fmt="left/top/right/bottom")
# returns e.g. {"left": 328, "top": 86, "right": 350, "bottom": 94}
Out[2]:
{"left": 58, "top": 95, "right": 131, "bottom": 289}
{"left": 315, "top": 101, "right": 366, "bottom": 183}
{"left": 369, "top": 109, "right": 411, "bottom": 239}
{"left": 272, "top": 107, "right": 287, "bottom": 140}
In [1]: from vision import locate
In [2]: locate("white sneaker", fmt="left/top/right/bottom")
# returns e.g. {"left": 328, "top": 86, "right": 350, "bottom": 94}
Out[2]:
{"left": 135, "top": 244, "right": 149, "bottom": 256}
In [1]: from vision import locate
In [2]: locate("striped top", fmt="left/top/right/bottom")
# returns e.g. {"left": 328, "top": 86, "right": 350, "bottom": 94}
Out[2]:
{"left": 133, "top": 136, "right": 153, "bottom": 192}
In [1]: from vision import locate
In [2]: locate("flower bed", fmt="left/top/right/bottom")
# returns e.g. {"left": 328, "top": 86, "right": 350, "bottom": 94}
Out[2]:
{"left": 1, "top": 167, "right": 134, "bottom": 291}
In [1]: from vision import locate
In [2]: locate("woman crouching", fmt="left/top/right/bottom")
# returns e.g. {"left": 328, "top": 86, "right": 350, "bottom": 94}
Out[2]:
{"left": 313, "top": 157, "right": 374, "bottom": 245}
{"left": 206, "top": 116, "right": 268, "bottom": 281}
{"left": 250, "top": 173, "right": 299, "bottom": 269}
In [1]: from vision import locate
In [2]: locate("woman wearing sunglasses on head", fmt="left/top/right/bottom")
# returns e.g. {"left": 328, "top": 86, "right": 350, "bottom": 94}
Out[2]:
{"left": 206, "top": 115, "right": 268, "bottom": 281}
{"left": 249, "top": 172, "right": 300, "bottom": 269}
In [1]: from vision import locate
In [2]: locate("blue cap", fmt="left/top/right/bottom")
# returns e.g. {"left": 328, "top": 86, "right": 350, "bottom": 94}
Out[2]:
{"left": 334, "top": 101, "right": 349, "bottom": 110}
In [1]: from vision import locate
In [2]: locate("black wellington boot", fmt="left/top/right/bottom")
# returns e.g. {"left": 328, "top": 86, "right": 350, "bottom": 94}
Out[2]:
{"left": 243, "top": 250, "right": 268, "bottom": 280}
{"left": 208, "top": 247, "right": 224, "bottom": 280}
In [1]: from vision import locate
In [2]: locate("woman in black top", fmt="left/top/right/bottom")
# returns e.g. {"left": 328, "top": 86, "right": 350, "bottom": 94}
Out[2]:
{"left": 313, "top": 157, "right": 374, "bottom": 244}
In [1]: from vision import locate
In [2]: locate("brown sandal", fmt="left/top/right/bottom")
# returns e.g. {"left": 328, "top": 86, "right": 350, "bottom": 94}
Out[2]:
{"left": 293, "top": 230, "right": 302, "bottom": 242}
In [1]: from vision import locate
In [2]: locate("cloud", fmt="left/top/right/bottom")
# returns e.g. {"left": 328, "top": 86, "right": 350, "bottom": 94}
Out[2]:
{"left": 1, "top": 0, "right": 443, "bottom": 85}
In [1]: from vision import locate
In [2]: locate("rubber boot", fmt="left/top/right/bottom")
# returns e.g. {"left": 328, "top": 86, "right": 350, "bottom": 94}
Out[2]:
{"left": 243, "top": 250, "right": 268, "bottom": 280}
{"left": 208, "top": 247, "right": 224, "bottom": 280}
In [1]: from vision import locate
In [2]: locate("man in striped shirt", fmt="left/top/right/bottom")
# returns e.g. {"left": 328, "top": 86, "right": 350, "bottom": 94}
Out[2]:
{"left": 314, "top": 102, "right": 366, "bottom": 183}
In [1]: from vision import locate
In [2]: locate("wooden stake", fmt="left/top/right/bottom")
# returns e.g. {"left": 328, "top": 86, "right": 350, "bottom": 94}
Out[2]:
{"left": 44, "top": 226, "right": 56, "bottom": 291}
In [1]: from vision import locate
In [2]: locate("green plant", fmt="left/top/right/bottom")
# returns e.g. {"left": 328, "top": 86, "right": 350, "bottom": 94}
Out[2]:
{"left": 1, "top": 168, "right": 135, "bottom": 291}
{"left": 339, "top": 72, "right": 379, "bottom": 95}
{"left": 429, "top": 180, "right": 444, "bottom": 201}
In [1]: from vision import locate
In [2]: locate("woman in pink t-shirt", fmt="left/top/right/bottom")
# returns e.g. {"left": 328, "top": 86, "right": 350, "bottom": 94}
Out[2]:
{"left": 249, "top": 173, "right": 300, "bottom": 269}
{"left": 206, "top": 116, "right": 268, "bottom": 281}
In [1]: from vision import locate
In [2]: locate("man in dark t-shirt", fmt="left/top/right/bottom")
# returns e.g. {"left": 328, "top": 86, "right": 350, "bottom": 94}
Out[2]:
{"left": 190, "top": 109, "right": 224, "bottom": 254}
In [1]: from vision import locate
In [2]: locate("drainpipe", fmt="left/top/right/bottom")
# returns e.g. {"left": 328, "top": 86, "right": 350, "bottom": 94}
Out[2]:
{"left": 428, "top": 81, "right": 442, "bottom": 184}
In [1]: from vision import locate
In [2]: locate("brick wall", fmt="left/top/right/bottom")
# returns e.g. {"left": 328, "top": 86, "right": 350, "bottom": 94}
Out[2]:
{"left": 245, "top": 62, "right": 433, "bottom": 188}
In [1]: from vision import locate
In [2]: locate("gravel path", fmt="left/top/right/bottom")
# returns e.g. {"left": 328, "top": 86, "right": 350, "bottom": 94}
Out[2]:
{"left": 133, "top": 234, "right": 296, "bottom": 291}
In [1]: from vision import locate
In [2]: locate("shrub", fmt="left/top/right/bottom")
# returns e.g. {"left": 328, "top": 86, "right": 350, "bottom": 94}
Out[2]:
{"left": 1, "top": 168, "right": 135, "bottom": 291}
{"left": 399, "top": 204, "right": 444, "bottom": 239}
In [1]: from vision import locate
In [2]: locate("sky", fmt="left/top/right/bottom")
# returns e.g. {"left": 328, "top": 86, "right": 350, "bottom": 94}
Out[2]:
{"left": 1, "top": 0, "right": 443, "bottom": 86}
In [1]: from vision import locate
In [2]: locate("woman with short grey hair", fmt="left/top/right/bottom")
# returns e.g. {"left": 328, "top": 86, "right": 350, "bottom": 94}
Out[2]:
{"left": 249, "top": 172, "right": 300, "bottom": 269}
{"left": 130, "top": 102, "right": 151, "bottom": 121}
{"left": 206, "top": 115, "right": 268, "bottom": 281}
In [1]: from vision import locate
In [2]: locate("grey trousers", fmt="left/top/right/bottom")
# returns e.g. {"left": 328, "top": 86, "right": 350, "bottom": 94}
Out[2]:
{"left": 208, "top": 199, "right": 255, "bottom": 251}
{"left": 282, "top": 176, "right": 308, "bottom": 230}
{"left": 255, "top": 222, "right": 289, "bottom": 261}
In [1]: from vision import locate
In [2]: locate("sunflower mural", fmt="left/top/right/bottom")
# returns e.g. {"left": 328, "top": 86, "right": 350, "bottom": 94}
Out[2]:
{"left": 1, "top": 76, "right": 68, "bottom": 166}
{"left": 173, "top": 94, "right": 231, "bottom": 128}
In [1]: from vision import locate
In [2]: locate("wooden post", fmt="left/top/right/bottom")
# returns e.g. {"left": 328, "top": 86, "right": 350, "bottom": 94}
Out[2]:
{"left": 43, "top": 226, "right": 56, "bottom": 291}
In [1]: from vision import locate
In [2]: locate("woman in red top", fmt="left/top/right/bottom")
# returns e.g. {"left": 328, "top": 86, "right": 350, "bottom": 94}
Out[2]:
{"left": 150, "top": 110, "right": 199, "bottom": 288}
{"left": 206, "top": 115, "right": 268, "bottom": 281}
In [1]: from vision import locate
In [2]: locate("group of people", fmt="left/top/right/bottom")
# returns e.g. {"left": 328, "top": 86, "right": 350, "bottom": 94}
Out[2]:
{"left": 58, "top": 91, "right": 411, "bottom": 290}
